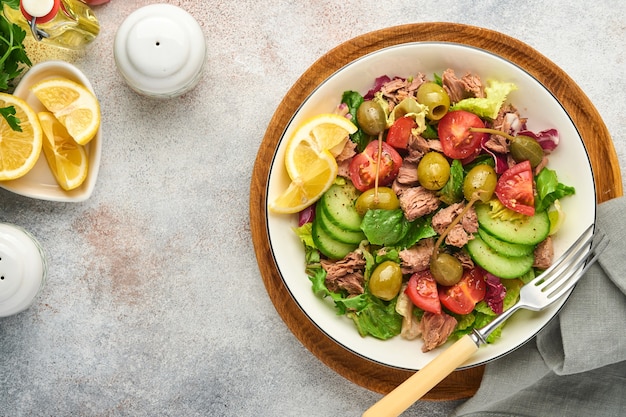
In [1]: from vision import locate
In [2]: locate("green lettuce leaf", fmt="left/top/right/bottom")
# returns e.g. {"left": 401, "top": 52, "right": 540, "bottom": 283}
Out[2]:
{"left": 347, "top": 295, "right": 402, "bottom": 340}
{"left": 451, "top": 80, "right": 518, "bottom": 119}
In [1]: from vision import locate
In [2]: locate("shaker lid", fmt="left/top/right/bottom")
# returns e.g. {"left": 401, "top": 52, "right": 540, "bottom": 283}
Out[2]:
{"left": 114, "top": 4, "right": 206, "bottom": 98}
{"left": 21, "top": 0, "right": 60, "bottom": 24}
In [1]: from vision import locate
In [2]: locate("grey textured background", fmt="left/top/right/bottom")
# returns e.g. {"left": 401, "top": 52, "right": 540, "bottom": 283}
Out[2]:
{"left": 1, "top": 1, "right": 624, "bottom": 416}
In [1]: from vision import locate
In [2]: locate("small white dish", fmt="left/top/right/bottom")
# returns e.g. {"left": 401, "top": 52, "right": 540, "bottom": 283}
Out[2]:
{"left": 0, "top": 60, "right": 102, "bottom": 202}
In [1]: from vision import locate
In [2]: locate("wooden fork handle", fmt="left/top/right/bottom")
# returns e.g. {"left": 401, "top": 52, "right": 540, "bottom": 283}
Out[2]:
{"left": 362, "top": 334, "right": 479, "bottom": 417}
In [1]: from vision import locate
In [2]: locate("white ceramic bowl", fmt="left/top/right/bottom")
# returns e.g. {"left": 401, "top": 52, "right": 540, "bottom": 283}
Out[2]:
{"left": 266, "top": 42, "right": 596, "bottom": 370}
{"left": 0, "top": 60, "right": 102, "bottom": 202}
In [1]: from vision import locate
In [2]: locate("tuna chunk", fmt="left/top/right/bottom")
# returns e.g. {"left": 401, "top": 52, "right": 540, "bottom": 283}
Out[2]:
{"left": 399, "top": 186, "right": 440, "bottom": 221}
{"left": 441, "top": 69, "right": 485, "bottom": 103}
{"left": 399, "top": 238, "right": 434, "bottom": 274}
{"left": 533, "top": 236, "right": 554, "bottom": 270}
{"left": 396, "top": 161, "right": 419, "bottom": 186}
{"left": 321, "top": 251, "right": 366, "bottom": 296}
{"left": 454, "top": 250, "right": 475, "bottom": 269}
{"left": 431, "top": 203, "right": 478, "bottom": 247}
{"left": 419, "top": 312, "right": 458, "bottom": 352}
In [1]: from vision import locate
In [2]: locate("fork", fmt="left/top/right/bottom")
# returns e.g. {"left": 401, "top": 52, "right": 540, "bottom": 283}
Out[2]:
{"left": 362, "top": 225, "right": 608, "bottom": 417}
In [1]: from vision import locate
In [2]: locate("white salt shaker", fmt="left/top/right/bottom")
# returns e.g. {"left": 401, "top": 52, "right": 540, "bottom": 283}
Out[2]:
{"left": 0, "top": 223, "right": 47, "bottom": 317}
{"left": 114, "top": 4, "right": 206, "bottom": 98}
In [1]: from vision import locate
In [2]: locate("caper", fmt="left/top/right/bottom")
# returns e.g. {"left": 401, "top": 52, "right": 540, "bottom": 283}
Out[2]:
{"left": 416, "top": 82, "right": 451, "bottom": 121}
{"left": 463, "top": 164, "right": 497, "bottom": 202}
{"left": 510, "top": 135, "right": 544, "bottom": 168}
{"left": 369, "top": 261, "right": 403, "bottom": 300}
{"left": 356, "top": 100, "right": 387, "bottom": 136}
{"left": 355, "top": 187, "right": 400, "bottom": 216}
{"left": 430, "top": 253, "right": 463, "bottom": 286}
{"left": 417, "top": 151, "right": 451, "bottom": 190}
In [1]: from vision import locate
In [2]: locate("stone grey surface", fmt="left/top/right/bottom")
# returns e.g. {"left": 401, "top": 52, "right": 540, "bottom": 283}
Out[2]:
{"left": 0, "top": 0, "right": 624, "bottom": 416}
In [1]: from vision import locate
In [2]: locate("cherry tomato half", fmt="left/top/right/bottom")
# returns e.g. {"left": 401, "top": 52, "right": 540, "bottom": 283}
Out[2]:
{"left": 495, "top": 160, "right": 535, "bottom": 216}
{"left": 438, "top": 268, "right": 486, "bottom": 315}
{"left": 386, "top": 116, "right": 416, "bottom": 150}
{"left": 348, "top": 140, "right": 402, "bottom": 192}
{"left": 437, "top": 110, "right": 488, "bottom": 160}
{"left": 405, "top": 270, "right": 442, "bottom": 314}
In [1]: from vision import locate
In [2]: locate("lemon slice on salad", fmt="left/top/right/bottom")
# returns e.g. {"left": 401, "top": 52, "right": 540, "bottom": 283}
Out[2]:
{"left": 269, "top": 149, "right": 338, "bottom": 214}
{"left": 0, "top": 93, "right": 43, "bottom": 181}
{"left": 284, "top": 113, "right": 356, "bottom": 180}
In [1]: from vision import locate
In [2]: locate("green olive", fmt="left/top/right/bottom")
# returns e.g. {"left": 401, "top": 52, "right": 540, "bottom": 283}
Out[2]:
{"left": 430, "top": 253, "right": 463, "bottom": 286}
{"left": 391, "top": 98, "right": 421, "bottom": 120}
{"left": 463, "top": 164, "right": 497, "bottom": 202}
{"left": 417, "top": 151, "right": 451, "bottom": 190}
{"left": 355, "top": 187, "right": 400, "bottom": 216}
{"left": 416, "top": 82, "right": 451, "bottom": 121}
{"left": 369, "top": 261, "right": 403, "bottom": 301}
{"left": 510, "top": 135, "right": 544, "bottom": 168}
{"left": 356, "top": 101, "right": 386, "bottom": 136}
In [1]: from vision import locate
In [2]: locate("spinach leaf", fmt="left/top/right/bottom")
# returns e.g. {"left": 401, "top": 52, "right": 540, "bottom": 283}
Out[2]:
{"left": 535, "top": 168, "right": 575, "bottom": 212}
{"left": 341, "top": 90, "right": 368, "bottom": 151}
{"left": 438, "top": 159, "right": 464, "bottom": 205}
{"left": 361, "top": 209, "right": 410, "bottom": 246}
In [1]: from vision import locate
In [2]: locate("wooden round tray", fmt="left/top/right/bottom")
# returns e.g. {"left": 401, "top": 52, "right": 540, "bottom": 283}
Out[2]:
{"left": 249, "top": 23, "right": 622, "bottom": 400}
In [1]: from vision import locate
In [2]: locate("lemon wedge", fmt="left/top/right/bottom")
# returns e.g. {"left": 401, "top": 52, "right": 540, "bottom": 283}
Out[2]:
{"left": 38, "top": 112, "right": 88, "bottom": 191}
{"left": 30, "top": 78, "right": 101, "bottom": 145}
{"left": 269, "top": 149, "right": 338, "bottom": 214}
{"left": 284, "top": 113, "right": 356, "bottom": 180}
{"left": 0, "top": 93, "right": 43, "bottom": 181}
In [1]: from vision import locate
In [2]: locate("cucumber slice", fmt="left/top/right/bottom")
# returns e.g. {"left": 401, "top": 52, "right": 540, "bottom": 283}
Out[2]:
{"left": 316, "top": 203, "right": 365, "bottom": 245}
{"left": 475, "top": 203, "right": 550, "bottom": 245}
{"left": 319, "top": 183, "right": 363, "bottom": 232}
{"left": 466, "top": 235, "right": 534, "bottom": 279}
{"left": 312, "top": 216, "right": 358, "bottom": 260}
{"left": 477, "top": 228, "right": 535, "bottom": 257}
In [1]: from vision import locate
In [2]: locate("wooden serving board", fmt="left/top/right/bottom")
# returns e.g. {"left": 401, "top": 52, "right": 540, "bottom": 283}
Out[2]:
{"left": 249, "top": 23, "right": 623, "bottom": 400}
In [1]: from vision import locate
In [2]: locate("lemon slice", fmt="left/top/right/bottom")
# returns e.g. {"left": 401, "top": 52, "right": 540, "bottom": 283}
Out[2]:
{"left": 0, "top": 93, "right": 43, "bottom": 181}
{"left": 269, "top": 149, "right": 338, "bottom": 214}
{"left": 284, "top": 113, "right": 356, "bottom": 180}
{"left": 30, "top": 78, "right": 101, "bottom": 146}
{"left": 38, "top": 112, "right": 88, "bottom": 191}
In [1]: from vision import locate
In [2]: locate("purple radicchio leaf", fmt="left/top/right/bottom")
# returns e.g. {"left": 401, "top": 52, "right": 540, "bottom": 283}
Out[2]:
{"left": 484, "top": 273, "right": 506, "bottom": 315}
{"left": 298, "top": 204, "right": 316, "bottom": 226}
{"left": 519, "top": 128, "right": 559, "bottom": 153}
{"left": 364, "top": 75, "right": 392, "bottom": 99}
{"left": 480, "top": 136, "right": 509, "bottom": 174}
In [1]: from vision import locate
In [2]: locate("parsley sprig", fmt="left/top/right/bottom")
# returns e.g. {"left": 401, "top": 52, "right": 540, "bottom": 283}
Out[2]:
{"left": 0, "top": 0, "right": 32, "bottom": 131}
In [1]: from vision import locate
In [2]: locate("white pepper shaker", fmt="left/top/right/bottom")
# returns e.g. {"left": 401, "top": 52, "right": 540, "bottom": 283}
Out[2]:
{"left": 114, "top": 4, "right": 206, "bottom": 98}
{"left": 0, "top": 224, "right": 47, "bottom": 317}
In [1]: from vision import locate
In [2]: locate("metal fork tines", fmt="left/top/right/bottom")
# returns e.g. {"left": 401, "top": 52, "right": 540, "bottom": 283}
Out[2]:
{"left": 532, "top": 227, "right": 608, "bottom": 305}
{"left": 476, "top": 224, "right": 608, "bottom": 343}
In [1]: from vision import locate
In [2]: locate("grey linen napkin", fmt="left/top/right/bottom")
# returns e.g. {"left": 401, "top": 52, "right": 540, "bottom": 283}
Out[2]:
{"left": 453, "top": 196, "right": 626, "bottom": 417}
